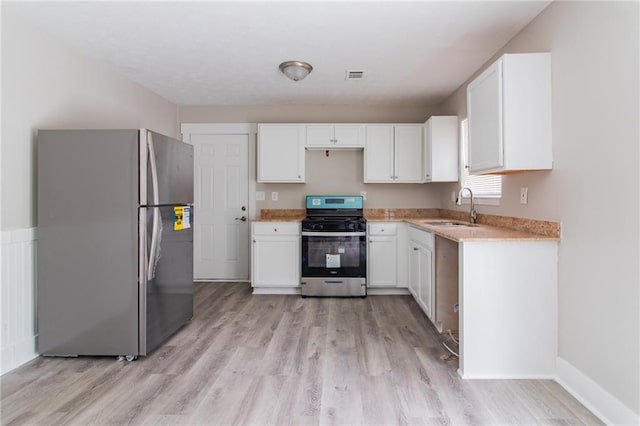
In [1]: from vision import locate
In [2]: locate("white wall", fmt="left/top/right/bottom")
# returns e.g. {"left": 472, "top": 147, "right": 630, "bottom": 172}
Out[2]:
{"left": 179, "top": 105, "right": 443, "bottom": 211}
{"left": 0, "top": 8, "right": 178, "bottom": 373}
{"left": 1, "top": 7, "right": 179, "bottom": 231}
{"left": 439, "top": 1, "right": 639, "bottom": 421}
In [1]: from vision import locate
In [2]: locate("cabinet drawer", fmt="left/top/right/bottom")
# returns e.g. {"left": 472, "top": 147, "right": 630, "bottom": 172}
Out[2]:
{"left": 253, "top": 222, "right": 300, "bottom": 236}
{"left": 368, "top": 222, "right": 398, "bottom": 235}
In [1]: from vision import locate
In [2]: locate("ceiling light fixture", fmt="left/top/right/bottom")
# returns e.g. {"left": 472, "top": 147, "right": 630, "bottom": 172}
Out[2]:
{"left": 279, "top": 60, "right": 313, "bottom": 81}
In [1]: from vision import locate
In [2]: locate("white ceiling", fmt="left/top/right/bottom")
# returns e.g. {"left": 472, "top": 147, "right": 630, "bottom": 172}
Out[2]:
{"left": 8, "top": 1, "right": 551, "bottom": 107}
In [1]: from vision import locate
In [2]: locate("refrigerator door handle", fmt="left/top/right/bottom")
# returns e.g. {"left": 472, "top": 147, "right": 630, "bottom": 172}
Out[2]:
{"left": 147, "top": 132, "right": 161, "bottom": 279}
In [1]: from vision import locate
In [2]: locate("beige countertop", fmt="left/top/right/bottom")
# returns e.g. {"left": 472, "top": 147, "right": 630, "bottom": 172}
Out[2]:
{"left": 252, "top": 217, "right": 304, "bottom": 222}
{"left": 402, "top": 218, "right": 559, "bottom": 242}
{"left": 256, "top": 208, "right": 560, "bottom": 242}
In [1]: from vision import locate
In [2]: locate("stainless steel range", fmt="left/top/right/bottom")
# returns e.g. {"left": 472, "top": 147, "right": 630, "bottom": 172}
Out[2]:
{"left": 301, "top": 195, "right": 367, "bottom": 297}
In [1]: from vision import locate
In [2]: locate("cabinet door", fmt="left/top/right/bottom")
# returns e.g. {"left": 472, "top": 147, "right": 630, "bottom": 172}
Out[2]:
{"left": 394, "top": 125, "right": 423, "bottom": 182}
{"left": 424, "top": 116, "right": 459, "bottom": 182}
{"left": 467, "top": 59, "right": 504, "bottom": 173}
{"left": 418, "top": 245, "right": 434, "bottom": 320}
{"left": 306, "top": 125, "right": 333, "bottom": 147}
{"left": 368, "top": 236, "right": 397, "bottom": 287}
{"left": 334, "top": 125, "right": 364, "bottom": 147}
{"left": 258, "top": 125, "right": 305, "bottom": 182}
{"left": 252, "top": 235, "right": 300, "bottom": 287}
{"left": 364, "top": 125, "right": 395, "bottom": 182}
{"left": 408, "top": 242, "right": 420, "bottom": 298}
{"left": 424, "top": 119, "right": 433, "bottom": 182}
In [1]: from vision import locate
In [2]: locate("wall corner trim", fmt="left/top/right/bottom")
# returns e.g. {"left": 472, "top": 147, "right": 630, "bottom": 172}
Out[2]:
{"left": 556, "top": 357, "right": 639, "bottom": 425}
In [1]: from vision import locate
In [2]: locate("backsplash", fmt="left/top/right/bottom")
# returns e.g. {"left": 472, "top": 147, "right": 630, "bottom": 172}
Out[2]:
{"left": 258, "top": 207, "right": 561, "bottom": 239}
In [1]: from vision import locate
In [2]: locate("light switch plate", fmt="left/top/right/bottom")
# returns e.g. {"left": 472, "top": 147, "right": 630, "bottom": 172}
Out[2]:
{"left": 360, "top": 191, "right": 367, "bottom": 200}
{"left": 255, "top": 191, "right": 265, "bottom": 201}
{"left": 271, "top": 191, "right": 278, "bottom": 201}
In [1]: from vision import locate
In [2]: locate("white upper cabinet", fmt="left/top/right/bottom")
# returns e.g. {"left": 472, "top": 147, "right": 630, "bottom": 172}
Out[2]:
{"left": 467, "top": 53, "right": 552, "bottom": 174}
{"left": 424, "top": 116, "right": 459, "bottom": 182}
{"left": 364, "top": 125, "right": 395, "bottom": 181}
{"left": 257, "top": 124, "right": 305, "bottom": 182}
{"left": 364, "top": 124, "right": 423, "bottom": 183}
{"left": 394, "top": 125, "right": 424, "bottom": 182}
{"left": 306, "top": 124, "right": 364, "bottom": 148}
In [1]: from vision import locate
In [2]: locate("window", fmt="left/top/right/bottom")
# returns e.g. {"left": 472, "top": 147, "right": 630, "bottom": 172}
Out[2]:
{"left": 459, "top": 118, "right": 502, "bottom": 203}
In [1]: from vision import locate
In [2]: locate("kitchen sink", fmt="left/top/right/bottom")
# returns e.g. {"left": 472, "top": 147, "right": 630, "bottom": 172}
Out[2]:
{"left": 421, "top": 220, "right": 479, "bottom": 227}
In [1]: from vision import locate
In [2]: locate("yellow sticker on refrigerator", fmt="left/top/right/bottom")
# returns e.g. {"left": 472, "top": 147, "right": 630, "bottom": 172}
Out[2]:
{"left": 173, "top": 206, "right": 191, "bottom": 231}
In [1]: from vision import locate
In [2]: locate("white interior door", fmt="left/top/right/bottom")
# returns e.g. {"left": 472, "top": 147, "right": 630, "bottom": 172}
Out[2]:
{"left": 187, "top": 131, "right": 250, "bottom": 280}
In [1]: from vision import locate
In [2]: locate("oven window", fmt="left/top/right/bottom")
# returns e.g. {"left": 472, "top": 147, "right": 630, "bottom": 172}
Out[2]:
{"left": 307, "top": 237, "right": 360, "bottom": 268}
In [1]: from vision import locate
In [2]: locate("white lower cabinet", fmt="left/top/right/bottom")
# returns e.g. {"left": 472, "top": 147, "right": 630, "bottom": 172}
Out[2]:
{"left": 251, "top": 222, "right": 300, "bottom": 290}
{"left": 367, "top": 223, "right": 398, "bottom": 287}
{"left": 459, "top": 240, "right": 557, "bottom": 378}
{"left": 367, "top": 222, "right": 408, "bottom": 290}
{"left": 408, "top": 226, "right": 434, "bottom": 320}
{"left": 404, "top": 224, "right": 558, "bottom": 379}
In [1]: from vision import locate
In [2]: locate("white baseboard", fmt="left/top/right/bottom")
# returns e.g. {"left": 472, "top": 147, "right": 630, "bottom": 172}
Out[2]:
{"left": 1, "top": 336, "right": 37, "bottom": 375}
{"left": 460, "top": 372, "right": 556, "bottom": 380}
{"left": 367, "top": 288, "right": 411, "bottom": 296}
{"left": 1, "top": 228, "right": 39, "bottom": 376}
{"left": 556, "top": 357, "right": 639, "bottom": 425}
{"left": 252, "top": 287, "right": 300, "bottom": 295}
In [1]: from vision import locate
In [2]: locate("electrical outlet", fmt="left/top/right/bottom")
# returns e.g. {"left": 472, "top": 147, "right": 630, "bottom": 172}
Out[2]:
{"left": 360, "top": 191, "right": 367, "bottom": 200}
{"left": 453, "top": 303, "right": 459, "bottom": 313}
{"left": 271, "top": 192, "right": 278, "bottom": 201}
{"left": 255, "top": 191, "right": 265, "bottom": 201}
{"left": 520, "top": 187, "right": 528, "bottom": 204}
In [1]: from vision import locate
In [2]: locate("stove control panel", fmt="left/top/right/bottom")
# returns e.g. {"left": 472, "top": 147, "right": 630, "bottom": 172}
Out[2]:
{"left": 306, "top": 195, "right": 363, "bottom": 210}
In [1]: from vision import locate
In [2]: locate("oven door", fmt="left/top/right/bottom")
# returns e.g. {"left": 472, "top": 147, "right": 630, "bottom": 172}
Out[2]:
{"left": 301, "top": 232, "right": 366, "bottom": 278}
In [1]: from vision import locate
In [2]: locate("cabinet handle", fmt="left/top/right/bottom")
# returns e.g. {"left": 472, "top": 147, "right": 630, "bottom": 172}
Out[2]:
{"left": 369, "top": 239, "right": 373, "bottom": 243}
{"left": 274, "top": 228, "right": 278, "bottom": 232}
{"left": 298, "top": 175, "right": 301, "bottom": 179}
{"left": 413, "top": 247, "right": 419, "bottom": 251}
{"left": 253, "top": 239, "right": 256, "bottom": 243}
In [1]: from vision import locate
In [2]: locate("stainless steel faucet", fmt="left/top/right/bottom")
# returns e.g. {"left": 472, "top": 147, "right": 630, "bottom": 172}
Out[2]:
{"left": 456, "top": 186, "right": 477, "bottom": 224}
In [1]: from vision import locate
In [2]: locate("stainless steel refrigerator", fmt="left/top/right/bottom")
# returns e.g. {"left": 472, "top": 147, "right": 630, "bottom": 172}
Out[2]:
{"left": 37, "top": 129, "right": 194, "bottom": 359}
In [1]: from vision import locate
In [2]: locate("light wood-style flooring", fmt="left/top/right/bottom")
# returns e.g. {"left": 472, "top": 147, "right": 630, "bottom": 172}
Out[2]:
{"left": 2, "top": 283, "right": 602, "bottom": 425}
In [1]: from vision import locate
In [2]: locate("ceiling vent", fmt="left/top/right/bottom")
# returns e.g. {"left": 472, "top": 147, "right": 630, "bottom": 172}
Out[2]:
{"left": 345, "top": 70, "right": 364, "bottom": 81}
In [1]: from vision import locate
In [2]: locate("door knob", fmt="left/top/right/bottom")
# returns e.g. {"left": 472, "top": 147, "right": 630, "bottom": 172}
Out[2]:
{"left": 234, "top": 216, "right": 247, "bottom": 222}
{"left": 241, "top": 206, "right": 246, "bottom": 211}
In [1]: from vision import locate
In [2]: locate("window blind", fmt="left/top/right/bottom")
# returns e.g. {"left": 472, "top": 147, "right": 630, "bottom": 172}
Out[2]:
{"left": 460, "top": 119, "right": 502, "bottom": 198}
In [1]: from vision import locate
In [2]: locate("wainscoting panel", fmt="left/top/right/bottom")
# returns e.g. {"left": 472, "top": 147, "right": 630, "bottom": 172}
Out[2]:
{"left": 1, "top": 228, "right": 38, "bottom": 375}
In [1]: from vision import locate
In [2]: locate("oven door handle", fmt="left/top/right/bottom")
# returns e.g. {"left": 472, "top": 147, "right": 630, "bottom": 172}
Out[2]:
{"left": 301, "top": 231, "right": 366, "bottom": 237}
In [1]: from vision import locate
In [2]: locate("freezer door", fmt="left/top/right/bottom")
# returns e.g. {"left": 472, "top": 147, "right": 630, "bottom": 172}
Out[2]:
{"left": 140, "top": 205, "right": 194, "bottom": 355}
{"left": 142, "top": 130, "right": 194, "bottom": 206}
